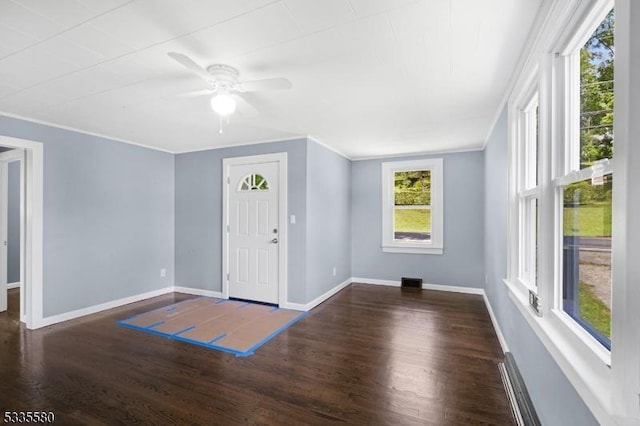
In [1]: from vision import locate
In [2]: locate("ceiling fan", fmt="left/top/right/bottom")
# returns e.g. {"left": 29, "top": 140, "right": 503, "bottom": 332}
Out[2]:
{"left": 168, "top": 52, "right": 292, "bottom": 118}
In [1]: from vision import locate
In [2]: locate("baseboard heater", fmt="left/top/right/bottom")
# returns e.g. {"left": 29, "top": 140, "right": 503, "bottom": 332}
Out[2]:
{"left": 498, "top": 352, "right": 541, "bottom": 426}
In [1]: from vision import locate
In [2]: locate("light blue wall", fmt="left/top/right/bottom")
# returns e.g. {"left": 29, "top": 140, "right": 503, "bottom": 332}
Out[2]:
{"left": 306, "top": 141, "right": 351, "bottom": 301}
{"left": 174, "top": 139, "right": 308, "bottom": 303}
{"left": 484, "top": 107, "right": 598, "bottom": 425}
{"left": 0, "top": 115, "right": 175, "bottom": 317}
{"left": 351, "top": 151, "right": 485, "bottom": 287}
{"left": 7, "top": 160, "right": 20, "bottom": 284}
{"left": 0, "top": 101, "right": 600, "bottom": 424}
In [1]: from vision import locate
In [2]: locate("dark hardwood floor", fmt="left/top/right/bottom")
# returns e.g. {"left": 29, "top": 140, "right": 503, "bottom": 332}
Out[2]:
{"left": 0, "top": 284, "right": 514, "bottom": 425}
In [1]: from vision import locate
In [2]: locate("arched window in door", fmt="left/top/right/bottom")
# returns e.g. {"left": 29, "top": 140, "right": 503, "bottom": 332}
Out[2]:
{"left": 238, "top": 173, "right": 269, "bottom": 191}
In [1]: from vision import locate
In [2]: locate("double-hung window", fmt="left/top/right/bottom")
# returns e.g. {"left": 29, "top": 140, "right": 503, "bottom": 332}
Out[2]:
{"left": 509, "top": 2, "right": 614, "bottom": 347}
{"left": 557, "top": 7, "right": 614, "bottom": 348}
{"left": 381, "top": 158, "right": 443, "bottom": 254}
{"left": 514, "top": 88, "right": 540, "bottom": 295}
{"left": 505, "top": 1, "right": 638, "bottom": 423}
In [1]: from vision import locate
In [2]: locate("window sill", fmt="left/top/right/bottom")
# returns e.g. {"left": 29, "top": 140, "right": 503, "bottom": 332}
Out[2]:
{"left": 503, "top": 278, "right": 616, "bottom": 424}
{"left": 382, "top": 245, "right": 443, "bottom": 255}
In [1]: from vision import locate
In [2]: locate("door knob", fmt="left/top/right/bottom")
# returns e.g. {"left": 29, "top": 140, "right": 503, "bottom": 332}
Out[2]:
{"left": 271, "top": 238, "right": 278, "bottom": 244}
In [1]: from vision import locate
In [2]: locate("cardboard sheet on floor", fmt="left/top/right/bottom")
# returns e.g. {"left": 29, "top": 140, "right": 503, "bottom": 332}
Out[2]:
{"left": 118, "top": 297, "right": 307, "bottom": 357}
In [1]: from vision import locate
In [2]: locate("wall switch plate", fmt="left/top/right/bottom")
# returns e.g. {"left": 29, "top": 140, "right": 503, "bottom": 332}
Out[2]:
{"left": 332, "top": 267, "right": 336, "bottom": 276}
{"left": 160, "top": 268, "right": 167, "bottom": 278}
{"left": 290, "top": 214, "right": 296, "bottom": 224}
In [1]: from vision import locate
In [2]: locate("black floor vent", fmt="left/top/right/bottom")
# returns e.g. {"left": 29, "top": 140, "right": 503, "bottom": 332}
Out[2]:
{"left": 400, "top": 277, "right": 422, "bottom": 289}
{"left": 498, "top": 352, "right": 541, "bottom": 426}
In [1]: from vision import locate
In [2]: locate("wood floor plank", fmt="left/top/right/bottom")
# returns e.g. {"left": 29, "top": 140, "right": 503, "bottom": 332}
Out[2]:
{"left": 0, "top": 284, "right": 514, "bottom": 425}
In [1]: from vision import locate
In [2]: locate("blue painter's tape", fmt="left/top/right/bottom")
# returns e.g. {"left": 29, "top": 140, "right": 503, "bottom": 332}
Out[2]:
{"left": 269, "top": 306, "right": 280, "bottom": 313}
{"left": 117, "top": 321, "right": 176, "bottom": 340}
{"left": 173, "top": 335, "right": 250, "bottom": 357}
{"left": 241, "top": 311, "right": 309, "bottom": 356}
{"left": 215, "top": 299, "right": 227, "bottom": 304}
{"left": 146, "top": 321, "right": 165, "bottom": 329}
{"left": 207, "top": 333, "right": 226, "bottom": 344}
{"left": 173, "top": 325, "right": 196, "bottom": 336}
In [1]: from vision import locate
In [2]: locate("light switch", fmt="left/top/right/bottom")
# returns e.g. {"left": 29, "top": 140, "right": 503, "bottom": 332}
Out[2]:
{"left": 290, "top": 214, "right": 296, "bottom": 224}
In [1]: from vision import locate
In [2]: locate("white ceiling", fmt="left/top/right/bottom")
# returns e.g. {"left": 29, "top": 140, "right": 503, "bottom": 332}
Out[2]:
{"left": 0, "top": 0, "right": 542, "bottom": 158}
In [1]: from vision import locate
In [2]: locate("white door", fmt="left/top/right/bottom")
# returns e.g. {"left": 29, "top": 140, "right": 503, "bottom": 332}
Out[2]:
{"left": 227, "top": 160, "right": 280, "bottom": 304}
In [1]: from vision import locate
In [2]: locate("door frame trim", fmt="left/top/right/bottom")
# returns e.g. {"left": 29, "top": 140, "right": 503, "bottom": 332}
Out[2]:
{"left": 0, "top": 135, "right": 43, "bottom": 330}
{"left": 0, "top": 149, "right": 24, "bottom": 320}
{"left": 0, "top": 155, "right": 7, "bottom": 314}
{"left": 222, "top": 152, "right": 288, "bottom": 306}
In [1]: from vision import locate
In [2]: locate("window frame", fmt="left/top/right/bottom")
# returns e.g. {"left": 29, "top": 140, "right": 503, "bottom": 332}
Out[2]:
{"left": 505, "top": 0, "right": 640, "bottom": 423}
{"left": 381, "top": 158, "right": 443, "bottom": 255}
{"left": 554, "top": 4, "right": 615, "bottom": 350}
{"left": 513, "top": 84, "right": 541, "bottom": 293}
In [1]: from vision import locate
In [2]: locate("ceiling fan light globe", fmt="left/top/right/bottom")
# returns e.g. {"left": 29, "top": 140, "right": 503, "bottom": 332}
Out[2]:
{"left": 210, "top": 94, "right": 236, "bottom": 116}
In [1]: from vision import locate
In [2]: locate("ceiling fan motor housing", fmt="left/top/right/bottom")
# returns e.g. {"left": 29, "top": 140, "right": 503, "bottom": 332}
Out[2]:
{"left": 206, "top": 64, "right": 240, "bottom": 87}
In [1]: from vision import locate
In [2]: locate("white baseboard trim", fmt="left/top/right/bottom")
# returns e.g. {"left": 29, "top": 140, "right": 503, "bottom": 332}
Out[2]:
{"left": 352, "top": 277, "right": 484, "bottom": 295}
{"left": 422, "top": 283, "right": 484, "bottom": 295}
{"left": 7, "top": 281, "right": 20, "bottom": 289}
{"left": 281, "top": 301, "right": 306, "bottom": 311}
{"left": 352, "top": 277, "right": 399, "bottom": 287}
{"left": 282, "top": 278, "right": 352, "bottom": 311}
{"left": 173, "top": 286, "right": 223, "bottom": 298}
{"left": 483, "top": 292, "right": 509, "bottom": 353}
{"left": 36, "top": 287, "right": 174, "bottom": 328}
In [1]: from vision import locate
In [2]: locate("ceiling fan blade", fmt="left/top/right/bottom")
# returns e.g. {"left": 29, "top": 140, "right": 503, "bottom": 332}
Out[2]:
{"left": 167, "top": 52, "right": 212, "bottom": 82}
{"left": 234, "top": 94, "right": 260, "bottom": 117}
{"left": 176, "top": 89, "right": 214, "bottom": 98}
{"left": 236, "top": 77, "right": 292, "bottom": 93}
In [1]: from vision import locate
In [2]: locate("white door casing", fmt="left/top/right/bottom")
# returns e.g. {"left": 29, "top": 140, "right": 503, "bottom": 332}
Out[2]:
{"left": 222, "top": 153, "right": 287, "bottom": 306}
{"left": 0, "top": 158, "right": 7, "bottom": 313}
{"left": 0, "top": 148, "right": 25, "bottom": 316}
{"left": 0, "top": 136, "right": 43, "bottom": 329}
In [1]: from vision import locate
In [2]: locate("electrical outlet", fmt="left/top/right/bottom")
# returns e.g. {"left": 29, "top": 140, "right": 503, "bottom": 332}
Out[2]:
{"left": 160, "top": 268, "right": 167, "bottom": 278}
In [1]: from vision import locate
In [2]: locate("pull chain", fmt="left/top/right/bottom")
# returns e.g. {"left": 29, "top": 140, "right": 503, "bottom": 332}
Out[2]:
{"left": 218, "top": 114, "right": 231, "bottom": 134}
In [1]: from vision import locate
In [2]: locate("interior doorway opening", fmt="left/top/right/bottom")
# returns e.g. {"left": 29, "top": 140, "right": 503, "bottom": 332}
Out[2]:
{"left": 0, "top": 135, "right": 43, "bottom": 329}
{"left": 0, "top": 147, "right": 23, "bottom": 321}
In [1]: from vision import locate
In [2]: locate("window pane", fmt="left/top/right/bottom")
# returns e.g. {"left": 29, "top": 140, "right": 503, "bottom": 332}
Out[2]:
{"left": 239, "top": 173, "right": 269, "bottom": 191}
{"left": 521, "top": 197, "right": 539, "bottom": 287}
{"left": 394, "top": 170, "right": 431, "bottom": 242}
{"left": 535, "top": 105, "right": 539, "bottom": 186}
{"left": 562, "top": 174, "right": 612, "bottom": 348}
{"left": 524, "top": 102, "right": 539, "bottom": 189}
{"left": 580, "top": 9, "right": 614, "bottom": 169}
